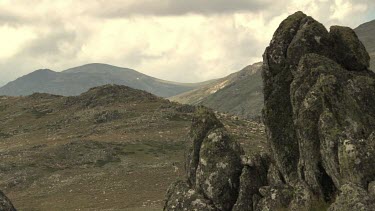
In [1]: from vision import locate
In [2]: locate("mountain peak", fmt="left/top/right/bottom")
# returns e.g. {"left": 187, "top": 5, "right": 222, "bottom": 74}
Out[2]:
{"left": 63, "top": 63, "right": 133, "bottom": 74}
{"left": 63, "top": 84, "right": 163, "bottom": 108}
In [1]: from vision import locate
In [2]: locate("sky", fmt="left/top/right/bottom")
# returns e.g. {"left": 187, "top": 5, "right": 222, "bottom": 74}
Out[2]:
{"left": 0, "top": 0, "right": 374, "bottom": 85}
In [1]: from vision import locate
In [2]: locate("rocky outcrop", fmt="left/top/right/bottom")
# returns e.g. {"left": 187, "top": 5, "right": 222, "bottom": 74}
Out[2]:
{"left": 164, "top": 107, "right": 269, "bottom": 211}
{"left": 262, "top": 11, "right": 375, "bottom": 210}
{"left": 0, "top": 191, "right": 16, "bottom": 211}
{"left": 164, "top": 11, "right": 375, "bottom": 211}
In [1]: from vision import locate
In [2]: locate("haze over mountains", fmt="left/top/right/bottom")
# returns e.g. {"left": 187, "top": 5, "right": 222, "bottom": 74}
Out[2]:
{"left": 0, "top": 63, "right": 210, "bottom": 98}
{"left": 0, "top": 18, "right": 373, "bottom": 120}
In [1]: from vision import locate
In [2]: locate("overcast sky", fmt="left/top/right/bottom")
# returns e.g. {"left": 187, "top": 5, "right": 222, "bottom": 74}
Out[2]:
{"left": 0, "top": 0, "right": 374, "bottom": 85}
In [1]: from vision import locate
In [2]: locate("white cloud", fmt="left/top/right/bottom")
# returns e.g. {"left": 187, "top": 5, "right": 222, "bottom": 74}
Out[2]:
{"left": 0, "top": 0, "right": 374, "bottom": 84}
{"left": 0, "top": 25, "right": 35, "bottom": 59}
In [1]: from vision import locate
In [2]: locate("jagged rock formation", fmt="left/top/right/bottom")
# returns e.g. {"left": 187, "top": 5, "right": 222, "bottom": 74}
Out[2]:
{"left": 262, "top": 11, "right": 375, "bottom": 210}
{"left": 164, "top": 11, "right": 375, "bottom": 211}
{"left": 165, "top": 107, "right": 246, "bottom": 211}
{"left": 0, "top": 191, "right": 16, "bottom": 211}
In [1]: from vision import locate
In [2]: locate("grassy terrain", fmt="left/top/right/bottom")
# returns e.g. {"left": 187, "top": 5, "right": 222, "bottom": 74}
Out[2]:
{"left": 170, "top": 62, "right": 264, "bottom": 120}
{"left": 0, "top": 85, "right": 266, "bottom": 210}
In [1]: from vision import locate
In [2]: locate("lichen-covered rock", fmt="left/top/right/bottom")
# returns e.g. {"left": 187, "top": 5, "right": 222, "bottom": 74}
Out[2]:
{"left": 267, "top": 163, "right": 284, "bottom": 186}
{"left": 186, "top": 107, "right": 224, "bottom": 186}
{"left": 368, "top": 181, "right": 375, "bottom": 196}
{"left": 330, "top": 26, "right": 370, "bottom": 71}
{"left": 328, "top": 183, "right": 375, "bottom": 211}
{"left": 165, "top": 10, "right": 375, "bottom": 211}
{"left": 288, "top": 182, "right": 317, "bottom": 211}
{"left": 165, "top": 107, "right": 245, "bottom": 211}
{"left": 232, "top": 154, "right": 270, "bottom": 211}
{"left": 195, "top": 128, "right": 243, "bottom": 211}
{"left": 262, "top": 10, "right": 375, "bottom": 210}
{"left": 291, "top": 54, "right": 375, "bottom": 197}
{"left": 164, "top": 180, "right": 217, "bottom": 211}
{"left": 0, "top": 191, "right": 16, "bottom": 211}
{"left": 255, "top": 184, "right": 294, "bottom": 211}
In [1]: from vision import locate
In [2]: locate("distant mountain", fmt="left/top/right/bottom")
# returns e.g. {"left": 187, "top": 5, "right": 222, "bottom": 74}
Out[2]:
{"left": 0, "top": 63, "right": 212, "bottom": 97}
{"left": 355, "top": 19, "right": 375, "bottom": 70}
{"left": 170, "top": 62, "right": 263, "bottom": 119}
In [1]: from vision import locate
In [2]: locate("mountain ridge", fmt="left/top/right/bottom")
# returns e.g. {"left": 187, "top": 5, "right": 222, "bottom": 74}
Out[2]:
{"left": 0, "top": 63, "right": 214, "bottom": 98}
{"left": 170, "top": 62, "right": 263, "bottom": 119}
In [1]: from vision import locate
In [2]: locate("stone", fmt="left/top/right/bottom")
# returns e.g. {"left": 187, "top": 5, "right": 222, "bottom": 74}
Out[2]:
{"left": 263, "top": 10, "right": 375, "bottom": 206}
{"left": 163, "top": 181, "right": 217, "bottom": 211}
{"left": 330, "top": 26, "right": 370, "bottom": 71}
{"left": 186, "top": 106, "right": 224, "bottom": 186}
{"left": 328, "top": 183, "right": 375, "bottom": 211}
{"left": 0, "top": 191, "right": 16, "bottom": 211}
{"left": 195, "top": 128, "right": 243, "bottom": 211}
{"left": 232, "top": 154, "right": 269, "bottom": 211}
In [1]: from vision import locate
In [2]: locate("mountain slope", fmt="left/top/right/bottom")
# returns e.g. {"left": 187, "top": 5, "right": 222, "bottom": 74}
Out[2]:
{"left": 0, "top": 84, "right": 265, "bottom": 210}
{"left": 0, "top": 63, "right": 211, "bottom": 97}
{"left": 170, "top": 62, "right": 263, "bottom": 119}
{"left": 355, "top": 19, "right": 375, "bottom": 70}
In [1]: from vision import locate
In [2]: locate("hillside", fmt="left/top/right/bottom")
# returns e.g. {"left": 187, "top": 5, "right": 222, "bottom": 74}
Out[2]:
{"left": 355, "top": 19, "right": 375, "bottom": 70}
{"left": 0, "top": 84, "right": 266, "bottom": 210}
{"left": 170, "top": 62, "right": 263, "bottom": 119}
{"left": 0, "top": 63, "right": 212, "bottom": 98}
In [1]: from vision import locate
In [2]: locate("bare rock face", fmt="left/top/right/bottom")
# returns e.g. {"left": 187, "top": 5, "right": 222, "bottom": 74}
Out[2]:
{"left": 195, "top": 127, "right": 243, "bottom": 210}
{"left": 262, "top": 10, "right": 375, "bottom": 210}
{"left": 164, "top": 11, "right": 375, "bottom": 211}
{"left": 328, "top": 183, "right": 375, "bottom": 211}
{"left": 0, "top": 191, "right": 16, "bottom": 211}
{"left": 186, "top": 107, "right": 224, "bottom": 187}
{"left": 232, "top": 154, "right": 269, "bottom": 211}
{"left": 165, "top": 107, "right": 246, "bottom": 211}
{"left": 164, "top": 181, "right": 217, "bottom": 211}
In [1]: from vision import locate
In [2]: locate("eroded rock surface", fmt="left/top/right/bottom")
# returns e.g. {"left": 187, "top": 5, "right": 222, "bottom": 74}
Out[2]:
{"left": 262, "top": 10, "right": 375, "bottom": 210}
{"left": 164, "top": 107, "right": 268, "bottom": 211}
{"left": 0, "top": 191, "right": 16, "bottom": 211}
{"left": 164, "top": 11, "right": 375, "bottom": 211}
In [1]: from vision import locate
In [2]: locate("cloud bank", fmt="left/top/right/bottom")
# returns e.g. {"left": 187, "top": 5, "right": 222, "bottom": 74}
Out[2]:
{"left": 0, "top": 0, "right": 374, "bottom": 85}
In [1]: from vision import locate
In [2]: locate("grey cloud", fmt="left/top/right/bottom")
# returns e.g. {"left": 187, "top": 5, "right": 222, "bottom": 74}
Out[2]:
{"left": 0, "top": 9, "right": 26, "bottom": 25}
{"left": 94, "top": 0, "right": 271, "bottom": 17}
{"left": 22, "top": 29, "right": 78, "bottom": 57}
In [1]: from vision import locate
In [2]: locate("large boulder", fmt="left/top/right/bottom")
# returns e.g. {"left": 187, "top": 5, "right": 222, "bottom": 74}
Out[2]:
{"left": 164, "top": 10, "right": 375, "bottom": 211}
{"left": 164, "top": 107, "right": 245, "bottom": 211}
{"left": 186, "top": 107, "right": 224, "bottom": 186}
{"left": 164, "top": 181, "right": 217, "bottom": 211}
{"left": 232, "top": 154, "right": 270, "bottom": 211}
{"left": 328, "top": 183, "right": 375, "bottom": 211}
{"left": 0, "top": 191, "right": 16, "bottom": 211}
{"left": 195, "top": 128, "right": 243, "bottom": 211}
{"left": 262, "top": 10, "right": 375, "bottom": 209}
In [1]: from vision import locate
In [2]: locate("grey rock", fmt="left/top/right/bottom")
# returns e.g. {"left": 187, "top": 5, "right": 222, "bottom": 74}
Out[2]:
{"left": 195, "top": 128, "right": 243, "bottom": 211}
{"left": 330, "top": 26, "right": 370, "bottom": 71}
{"left": 186, "top": 106, "right": 224, "bottom": 187}
{"left": 328, "top": 183, "right": 375, "bottom": 211}
{"left": 164, "top": 180, "right": 217, "bottom": 211}
{"left": 263, "top": 10, "right": 375, "bottom": 209}
{"left": 232, "top": 154, "right": 269, "bottom": 211}
{"left": 0, "top": 191, "right": 16, "bottom": 211}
